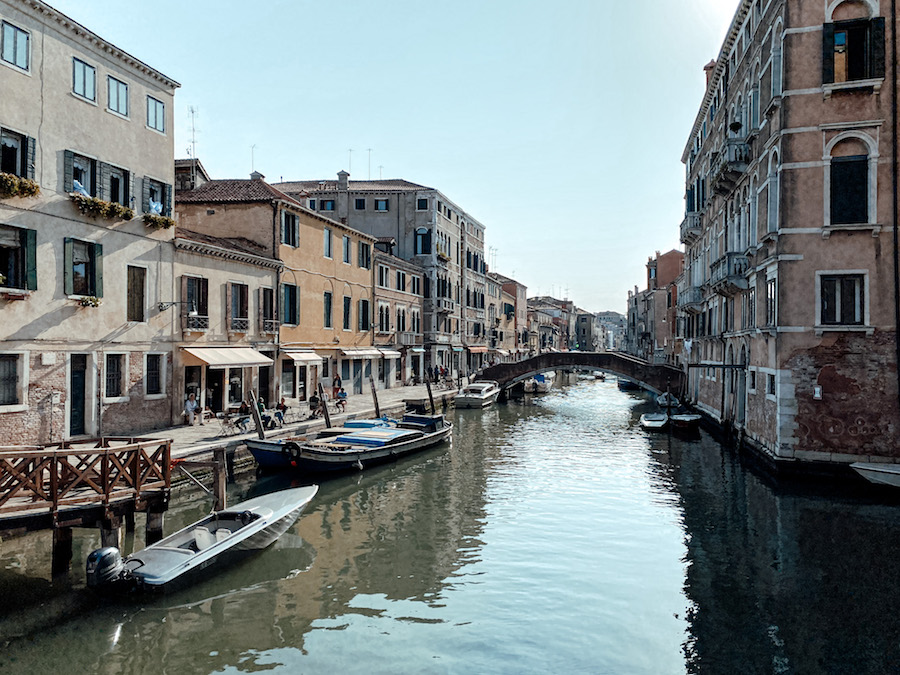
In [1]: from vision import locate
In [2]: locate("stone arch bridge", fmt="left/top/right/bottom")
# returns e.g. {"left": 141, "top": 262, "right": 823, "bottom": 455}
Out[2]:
{"left": 479, "top": 352, "right": 684, "bottom": 396}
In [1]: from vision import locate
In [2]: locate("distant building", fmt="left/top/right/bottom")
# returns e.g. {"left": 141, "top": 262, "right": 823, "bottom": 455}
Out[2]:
{"left": 490, "top": 272, "right": 529, "bottom": 359}
{"left": 626, "top": 250, "right": 683, "bottom": 362}
{"left": 575, "top": 311, "right": 604, "bottom": 352}
{"left": 597, "top": 311, "right": 627, "bottom": 351}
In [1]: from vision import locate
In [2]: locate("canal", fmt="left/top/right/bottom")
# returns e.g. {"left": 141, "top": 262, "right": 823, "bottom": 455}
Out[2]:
{"left": 2, "top": 376, "right": 900, "bottom": 673}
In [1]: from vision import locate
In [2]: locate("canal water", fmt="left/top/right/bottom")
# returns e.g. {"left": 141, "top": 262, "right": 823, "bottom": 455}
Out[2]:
{"left": 3, "top": 376, "right": 900, "bottom": 673}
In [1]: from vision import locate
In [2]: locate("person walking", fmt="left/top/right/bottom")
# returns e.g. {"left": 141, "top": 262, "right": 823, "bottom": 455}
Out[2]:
{"left": 332, "top": 373, "right": 342, "bottom": 400}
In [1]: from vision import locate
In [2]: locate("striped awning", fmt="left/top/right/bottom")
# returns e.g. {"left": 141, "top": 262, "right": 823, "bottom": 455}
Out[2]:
{"left": 182, "top": 347, "right": 273, "bottom": 369}
{"left": 467, "top": 346, "right": 488, "bottom": 353}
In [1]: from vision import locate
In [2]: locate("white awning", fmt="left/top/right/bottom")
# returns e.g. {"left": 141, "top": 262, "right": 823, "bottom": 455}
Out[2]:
{"left": 341, "top": 348, "right": 383, "bottom": 358}
{"left": 411, "top": 347, "right": 425, "bottom": 353}
{"left": 182, "top": 347, "right": 273, "bottom": 369}
{"left": 492, "top": 349, "right": 510, "bottom": 356}
{"left": 378, "top": 349, "right": 402, "bottom": 358}
{"left": 282, "top": 351, "right": 323, "bottom": 364}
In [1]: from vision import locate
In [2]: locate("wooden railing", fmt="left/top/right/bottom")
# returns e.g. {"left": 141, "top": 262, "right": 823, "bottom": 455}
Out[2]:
{"left": 0, "top": 438, "right": 171, "bottom": 516}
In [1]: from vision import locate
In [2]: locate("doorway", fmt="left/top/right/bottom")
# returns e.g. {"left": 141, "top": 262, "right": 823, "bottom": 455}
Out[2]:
{"left": 206, "top": 368, "right": 225, "bottom": 412}
{"left": 70, "top": 354, "right": 87, "bottom": 436}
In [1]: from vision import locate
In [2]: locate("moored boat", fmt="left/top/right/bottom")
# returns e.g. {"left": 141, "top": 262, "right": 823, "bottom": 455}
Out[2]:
{"left": 454, "top": 380, "right": 501, "bottom": 409}
{"left": 669, "top": 412, "right": 702, "bottom": 430}
{"left": 525, "top": 372, "right": 555, "bottom": 393}
{"left": 248, "top": 413, "right": 453, "bottom": 474}
{"left": 86, "top": 485, "right": 318, "bottom": 593}
{"left": 639, "top": 413, "right": 669, "bottom": 431}
{"left": 850, "top": 462, "right": 900, "bottom": 488}
{"left": 656, "top": 392, "right": 680, "bottom": 409}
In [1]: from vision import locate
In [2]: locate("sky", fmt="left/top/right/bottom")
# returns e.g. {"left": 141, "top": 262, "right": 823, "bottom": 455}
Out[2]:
{"left": 48, "top": 0, "right": 737, "bottom": 314}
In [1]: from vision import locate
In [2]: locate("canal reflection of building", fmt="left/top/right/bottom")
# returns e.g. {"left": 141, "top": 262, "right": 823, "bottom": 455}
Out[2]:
{"left": 644, "top": 426, "right": 900, "bottom": 673}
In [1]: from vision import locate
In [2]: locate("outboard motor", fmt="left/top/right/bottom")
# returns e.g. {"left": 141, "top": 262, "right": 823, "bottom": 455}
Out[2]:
{"left": 86, "top": 547, "right": 125, "bottom": 589}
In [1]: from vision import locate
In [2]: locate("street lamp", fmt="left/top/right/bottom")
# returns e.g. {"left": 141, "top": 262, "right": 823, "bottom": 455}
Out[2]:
{"left": 158, "top": 301, "right": 198, "bottom": 316}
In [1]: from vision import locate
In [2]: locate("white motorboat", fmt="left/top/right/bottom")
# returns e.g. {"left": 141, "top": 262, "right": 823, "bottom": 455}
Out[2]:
{"left": 455, "top": 380, "right": 501, "bottom": 409}
{"left": 657, "top": 392, "right": 680, "bottom": 409}
{"left": 86, "top": 485, "right": 318, "bottom": 593}
{"left": 850, "top": 462, "right": 900, "bottom": 488}
{"left": 525, "top": 371, "right": 555, "bottom": 393}
{"left": 639, "top": 413, "right": 669, "bottom": 431}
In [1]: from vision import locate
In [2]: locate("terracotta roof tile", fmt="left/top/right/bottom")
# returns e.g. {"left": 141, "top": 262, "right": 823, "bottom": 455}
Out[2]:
{"left": 175, "top": 179, "right": 303, "bottom": 207}
{"left": 175, "top": 227, "right": 276, "bottom": 259}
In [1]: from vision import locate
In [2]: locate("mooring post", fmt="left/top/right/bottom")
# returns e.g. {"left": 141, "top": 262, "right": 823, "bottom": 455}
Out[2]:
{"left": 100, "top": 515, "right": 121, "bottom": 550}
{"left": 124, "top": 507, "right": 136, "bottom": 534}
{"left": 213, "top": 446, "right": 227, "bottom": 511}
{"left": 146, "top": 506, "right": 165, "bottom": 546}
{"left": 51, "top": 526, "right": 73, "bottom": 576}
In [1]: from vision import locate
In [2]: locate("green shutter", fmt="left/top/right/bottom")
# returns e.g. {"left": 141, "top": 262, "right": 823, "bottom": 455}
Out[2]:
{"left": 871, "top": 17, "right": 886, "bottom": 80}
{"left": 26, "top": 136, "right": 35, "bottom": 180}
{"left": 93, "top": 242, "right": 103, "bottom": 297}
{"left": 63, "top": 238, "right": 73, "bottom": 295}
{"left": 822, "top": 23, "right": 835, "bottom": 84}
{"left": 24, "top": 228, "right": 37, "bottom": 290}
{"left": 63, "top": 150, "right": 74, "bottom": 193}
{"left": 164, "top": 183, "right": 173, "bottom": 216}
{"left": 98, "top": 162, "right": 110, "bottom": 202}
{"left": 142, "top": 177, "right": 150, "bottom": 213}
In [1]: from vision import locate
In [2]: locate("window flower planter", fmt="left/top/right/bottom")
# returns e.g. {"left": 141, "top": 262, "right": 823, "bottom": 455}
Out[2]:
{"left": 70, "top": 193, "right": 134, "bottom": 221}
{"left": 78, "top": 295, "right": 102, "bottom": 307}
{"left": 143, "top": 213, "right": 175, "bottom": 229}
{"left": 0, "top": 172, "right": 40, "bottom": 199}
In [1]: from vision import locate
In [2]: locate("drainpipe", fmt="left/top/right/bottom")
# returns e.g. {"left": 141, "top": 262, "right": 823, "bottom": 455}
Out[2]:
{"left": 892, "top": 1, "right": 900, "bottom": 415}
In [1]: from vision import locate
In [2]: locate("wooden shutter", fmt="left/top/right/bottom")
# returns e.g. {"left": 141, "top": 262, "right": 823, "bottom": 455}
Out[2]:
{"left": 98, "top": 162, "right": 111, "bottom": 202}
{"left": 63, "top": 150, "right": 74, "bottom": 193}
{"left": 93, "top": 242, "right": 103, "bottom": 297}
{"left": 199, "top": 277, "right": 208, "bottom": 316}
{"left": 25, "top": 136, "right": 35, "bottom": 180}
{"left": 871, "top": 17, "right": 886, "bottom": 79}
{"left": 63, "top": 238, "right": 73, "bottom": 295}
{"left": 24, "top": 228, "right": 37, "bottom": 290}
{"left": 128, "top": 172, "right": 135, "bottom": 207}
{"left": 822, "top": 23, "right": 835, "bottom": 84}
{"left": 164, "top": 183, "right": 173, "bottom": 216}
{"left": 180, "top": 275, "right": 189, "bottom": 330}
{"left": 142, "top": 176, "right": 151, "bottom": 213}
{"left": 257, "top": 287, "right": 264, "bottom": 331}
{"left": 225, "top": 283, "right": 233, "bottom": 331}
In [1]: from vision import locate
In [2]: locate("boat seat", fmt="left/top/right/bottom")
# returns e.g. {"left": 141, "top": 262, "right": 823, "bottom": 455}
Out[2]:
{"left": 215, "top": 528, "right": 231, "bottom": 542}
{"left": 193, "top": 526, "right": 216, "bottom": 551}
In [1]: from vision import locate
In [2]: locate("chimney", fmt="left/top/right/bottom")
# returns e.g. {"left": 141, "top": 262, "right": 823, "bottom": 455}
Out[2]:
{"left": 703, "top": 60, "right": 717, "bottom": 86}
{"left": 250, "top": 170, "right": 265, "bottom": 181}
{"left": 337, "top": 170, "right": 349, "bottom": 191}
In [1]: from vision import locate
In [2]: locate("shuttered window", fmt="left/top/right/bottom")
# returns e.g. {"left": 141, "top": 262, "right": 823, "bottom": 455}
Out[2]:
{"left": 64, "top": 238, "right": 102, "bottom": 297}
{"left": 105, "top": 354, "right": 123, "bottom": 398}
{"left": 146, "top": 354, "right": 162, "bottom": 395}
{"left": 823, "top": 18, "right": 886, "bottom": 84}
{"left": 0, "top": 225, "right": 37, "bottom": 290}
{"left": 127, "top": 266, "right": 145, "bottom": 322}
{"left": 831, "top": 155, "right": 868, "bottom": 224}
{"left": 0, "top": 354, "right": 19, "bottom": 405}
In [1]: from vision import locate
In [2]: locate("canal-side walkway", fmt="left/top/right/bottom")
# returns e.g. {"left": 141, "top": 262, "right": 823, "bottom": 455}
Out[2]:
{"left": 146, "top": 384, "right": 458, "bottom": 461}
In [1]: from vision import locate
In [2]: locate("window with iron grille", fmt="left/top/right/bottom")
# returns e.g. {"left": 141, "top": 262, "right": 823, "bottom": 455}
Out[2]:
{"left": 0, "top": 354, "right": 19, "bottom": 405}
{"left": 105, "top": 354, "right": 124, "bottom": 398}
{"left": 146, "top": 353, "right": 162, "bottom": 395}
{"left": 324, "top": 291, "right": 333, "bottom": 328}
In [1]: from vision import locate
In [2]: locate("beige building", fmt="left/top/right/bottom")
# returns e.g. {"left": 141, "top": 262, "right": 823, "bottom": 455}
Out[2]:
{"left": 0, "top": 0, "right": 178, "bottom": 442}
{"left": 175, "top": 173, "right": 377, "bottom": 404}
{"left": 490, "top": 272, "right": 529, "bottom": 358}
{"left": 676, "top": 0, "right": 900, "bottom": 465}
{"left": 373, "top": 245, "right": 425, "bottom": 385}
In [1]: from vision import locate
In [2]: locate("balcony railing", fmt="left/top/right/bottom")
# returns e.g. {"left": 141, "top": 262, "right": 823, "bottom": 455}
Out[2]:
{"left": 262, "top": 318, "right": 279, "bottom": 333}
{"left": 184, "top": 315, "right": 209, "bottom": 331}
{"left": 229, "top": 317, "right": 249, "bottom": 332}
{"left": 435, "top": 298, "right": 455, "bottom": 313}
{"left": 710, "top": 138, "right": 751, "bottom": 196}
{"left": 677, "top": 285, "right": 705, "bottom": 313}
{"left": 399, "top": 332, "right": 422, "bottom": 346}
{"left": 680, "top": 212, "right": 702, "bottom": 245}
{"left": 709, "top": 252, "right": 749, "bottom": 296}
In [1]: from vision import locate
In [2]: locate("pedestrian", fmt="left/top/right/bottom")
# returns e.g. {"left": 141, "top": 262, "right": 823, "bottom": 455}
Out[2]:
{"left": 332, "top": 373, "right": 342, "bottom": 400}
{"left": 184, "top": 392, "right": 200, "bottom": 425}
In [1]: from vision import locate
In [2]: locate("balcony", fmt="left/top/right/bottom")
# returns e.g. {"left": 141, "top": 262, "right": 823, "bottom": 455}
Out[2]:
{"left": 262, "top": 318, "right": 279, "bottom": 334}
{"left": 183, "top": 315, "right": 209, "bottom": 332}
{"left": 229, "top": 317, "right": 249, "bottom": 332}
{"left": 399, "top": 332, "right": 422, "bottom": 346}
{"left": 708, "top": 252, "right": 749, "bottom": 296}
{"left": 710, "top": 138, "right": 751, "bottom": 196}
{"left": 436, "top": 298, "right": 455, "bottom": 313}
{"left": 680, "top": 212, "right": 702, "bottom": 245}
{"left": 677, "top": 285, "right": 705, "bottom": 314}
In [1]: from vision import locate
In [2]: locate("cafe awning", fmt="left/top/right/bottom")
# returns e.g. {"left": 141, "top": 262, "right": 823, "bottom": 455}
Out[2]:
{"left": 467, "top": 346, "right": 488, "bottom": 353}
{"left": 282, "top": 351, "right": 323, "bottom": 364}
{"left": 378, "top": 349, "right": 402, "bottom": 358}
{"left": 182, "top": 347, "right": 273, "bottom": 369}
{"left": 341, "top": 348, "right": 383, "bottom": 358}
{"left": 451, "top": 347, "right": 463, "bottom": 352}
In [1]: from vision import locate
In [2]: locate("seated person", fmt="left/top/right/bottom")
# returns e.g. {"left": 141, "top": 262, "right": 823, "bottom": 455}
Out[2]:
{"left": 235, "top": 400, "right": 251, "bottom": 432}
{"left": 335, "top": 387, "right": 348, "bottom": 412}
{"left": 274, "top": 397, "right": 289, "bottom": 426}
{"left": 308, "top": 392, "right": 321, "bottom": 418}
{"left": 258, "top": 396, "right": 276, "bottom": 430}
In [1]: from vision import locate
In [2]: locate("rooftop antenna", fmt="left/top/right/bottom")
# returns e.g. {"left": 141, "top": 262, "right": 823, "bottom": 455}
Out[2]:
{"left": 367, "top": 148, "right": 373, "bottom": 180}
{"left": 348, "top": 148, "right": 353, "bottom": 174}
{"left": 251, "top": 144, "right": 256, "bottom": 172}
{"left": 188, "top": 106, "right": 199, "bottom": 187}
{"left": 378, "top": 165, "right": 384, "bottom": 179}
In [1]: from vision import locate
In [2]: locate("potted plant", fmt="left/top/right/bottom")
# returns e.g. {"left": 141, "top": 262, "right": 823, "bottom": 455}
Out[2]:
{"left": 0, "top": 172, "right": 40, "bottom": 199}
{"left": 78, "top": 295, "right": 102, "bottom": 307}
{"left": 70, "top": 193, "right": 134, "bottom": 221}
{"left": 143, "top": 213, "right": 175, "bottom": 229}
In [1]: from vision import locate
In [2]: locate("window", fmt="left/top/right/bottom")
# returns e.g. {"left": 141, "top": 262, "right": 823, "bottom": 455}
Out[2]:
{"left": 358, "top": 299, "right": 370, "bottom": 331}
{"left": 417, "top": 198, "right": 428, "bottom": 210}
{"left": 821, "top": 274, "right": 865, "bottom": 325}
{"left": 261, "top": 287, "right": 278, "bottom": 331}
{"left": 396, "top": 307, "right": 407, "bottom": 332}
{"left": 355, "top": 198, "right": 366, "bottom": 210}
{"left": 411, "top": 276, "right": 421, "bottom": 295}
{"left": 184, "top": 275, "right": 209, "bottom": 317}
{"left": 105, "top": 353, "right": 125, "bottom": 398}
{"left": 107, "top": 76, "right": 129, "bottom": 116}
{"left": 323, "top": 228, "right": 333, "bottom": 258}
{"left": 72, "top": 154, "right": 96, "bottom": 196}
{"left": 147, "top": 96, "right": 165, "bottom": 132}
{"left": 378, "top": 303, "right": 390, "bottom": 332}
{"left": 748, "top": 287, "right": 756, "bottom": 328}
{"left": 749, "top": 370, "right": 757, "bottom": 391}
{"left": 378, "top": 265, "right": 390, "bottom": 288}
{"left": 73, "top": 58, "right": 96, "bottom": 101}
{"left": 1, "top": 128, "right": 31, "bottom": 178}
{"left": 282, "top": 211, "right": 299, "bottom": 247}
{"left": 308, "top": 199, "right": 317, "bottom": 210}
{"left": 342, "top": 235, "right": 351, "bottom": 263}
{"left": 321, "top": 199, "right": 335, "bottom": 211}
{"left": 823, "top": 18, "right": 885, "bottom": 84}
{"left": 831, "top": 155, "right": 868, "bottom": 224}
{"left": 282, "top": 283, "right": 299, "bottom": 325}
{"left": 415, "top": 227, "right": 431, "bottom": 255}
{"left": 396, "top": 270, "right": 406, "bottom": 292}
{"left": 143, "top": 177, "right": 170, "bottom": 216}
{"left": 281, "top": 360, "right": 296, "bottom": 398}
{"left": 127, "top": 266, "right": 145, "bottom": 322}
{"left": 65, "top": 238, "right": 102, "bottom": 297}
{"left": 375, "top": 198, "right": 389, "bottom": 212}
{"left": 0, "top": 354, "right": 22, "bottom": 405}
{"left": 323, "top": 291, "right": 333, "bottom": 328}
{"left": 767, "top": 373, "right": 776, "bottom": 396}
{"left": 106, "top": 165, "right": 129, "bottom": 206}
{"left": 1, "top": 22, "right": 28, "bottom": 71}
{"left": 358, "top": 242, "right": 371, "bottom": 269}
{"left": 765, "top": 278, "right": 777, "bottom": 326}
{"left": 0, "top": 225, "right": 36, "bottom": 290}
{"left": 343, "top": 295, "right": 351, "bottom": 330}
{"left": 229, "top": 282, "right": 249, "bottom": 331}
{"left": 145, "top": 353, "right": 163, "bottom": 396}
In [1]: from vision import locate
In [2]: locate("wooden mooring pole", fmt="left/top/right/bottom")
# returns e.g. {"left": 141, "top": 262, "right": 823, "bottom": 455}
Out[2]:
{"left": 51, "top": 526, "right": 73, "bottom": 576}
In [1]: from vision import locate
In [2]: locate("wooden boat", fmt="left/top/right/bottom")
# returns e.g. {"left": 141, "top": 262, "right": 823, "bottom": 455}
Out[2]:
{"left": 454, "top": 380, "right": 501, "bottom": 409}
{"left": 639, "top": 413, "right": 669, "bottom": 431}
{"left": 247, "top": 413, "right": 453, "bottom": 474}
{"left": 850, "top": 462, "right": 900, "bottom": 488}
{"left": 670, "top": 412, "right": 702, "bottom": 430}
{"left": 86, "top": 485, "right": 318, "bottom": 593}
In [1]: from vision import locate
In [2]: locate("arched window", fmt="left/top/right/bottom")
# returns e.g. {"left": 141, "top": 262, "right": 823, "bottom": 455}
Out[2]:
{"left": 415, "top": 227, "right": 431, "bottom": 255}
{"left": 826, "top": 134, "right": 877, "bottom": 226}
{"left": 767, "top": 150, "right": 780, "bottom": 233}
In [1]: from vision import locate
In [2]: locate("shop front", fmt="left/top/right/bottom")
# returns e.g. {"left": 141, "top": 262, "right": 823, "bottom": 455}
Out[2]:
{"left": 280, "top": 350, "right": 323, "bottom": 402}
{"left": 179, "top": 346, "right": 273, "bottom": 414}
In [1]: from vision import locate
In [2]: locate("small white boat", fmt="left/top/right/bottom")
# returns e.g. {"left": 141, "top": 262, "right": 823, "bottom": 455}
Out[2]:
{"left": 657, "top": 392, "right": 680, "bottom": 409}
{"left": 850, "top": 462, "right": 900, "bottom": 488}
{"left": 86, "top": 485, "right": 318, "bottom": 593}
{"left": 455, "top": 380, "right": 501, "bottom": 409}
{"left": 525, "top": 372, "right": 555, "bottom": 393}
{"left": 639, "top": 413, "right": 669, "bottom": 431}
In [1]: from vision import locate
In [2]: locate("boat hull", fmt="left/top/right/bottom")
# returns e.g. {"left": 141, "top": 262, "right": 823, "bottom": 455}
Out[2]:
{"left": 454, "top": 390, "right": 500, "bottom": 408}
{"left": 850, "top": 462, "right": 900, "bottom": 488}
{"left": 639, "top": 413, "right": 669, "bottom": 430}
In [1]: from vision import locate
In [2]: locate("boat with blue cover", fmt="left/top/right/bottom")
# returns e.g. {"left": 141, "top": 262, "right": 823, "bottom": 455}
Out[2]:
{"left": 247, "top": 413, "right": 453, "bottom": 474}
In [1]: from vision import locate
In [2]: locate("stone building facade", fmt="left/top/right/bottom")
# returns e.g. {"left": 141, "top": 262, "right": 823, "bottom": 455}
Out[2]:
{"left": 675, "top": 0, "right": 900, "bottom": 465}
{"left": 373, "top": 246, "right": 426, "bottom": 385}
